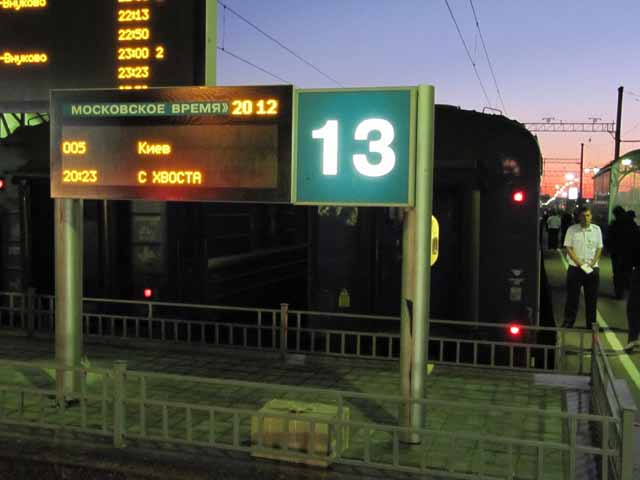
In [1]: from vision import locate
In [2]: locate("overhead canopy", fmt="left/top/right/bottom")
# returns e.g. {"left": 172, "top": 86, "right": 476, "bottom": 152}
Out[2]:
{"left": 593, "top": 148, "right": 640, "bottom": 224}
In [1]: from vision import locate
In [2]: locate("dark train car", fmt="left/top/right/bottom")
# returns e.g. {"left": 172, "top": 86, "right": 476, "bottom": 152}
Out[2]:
{"left": 1, "top": 120, "right": 309, "bottom": 309}
{"left": 0, "top": 122, "right": 53, "bottom": 294}
{"left": 309, "top": 105, "right": 543, "bottom": 332}
{"left": 2, "top": 105, "right": 543, "bottom": 337}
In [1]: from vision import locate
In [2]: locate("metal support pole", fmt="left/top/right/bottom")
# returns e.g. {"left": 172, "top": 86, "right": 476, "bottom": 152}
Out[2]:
{"left": 280, "top": 303, "right": 289, "bottom": 361}
{"left": 26, "top": 287, "right": 35, "bottom": 336}
{"left": 411, "top": 84, "right": 435, "bottom": 431}
{"left": 620, "top": 406, "right": 635, "bottom": 480}
{"left": 19, "top": 180, "right": 32, "bottom": 293}
{"left": 55, "top": 198, "right": 83, "bottom": 401}
{"left": 205, "top": 0, "right": 218, "bottom": 86}
{"left": 113, "top": 360, "right": 127, "bottom": 448}
{"left": 100, "top": 200, "right": 113, "bottom": 297}
{"left": 614, "top": 86, "right": 623, "bottom": 161}
{"left": 400, "top": 85, "right": 435, "bottom": 441}
{"left": 590, "top": 323, "right": 598, "bottom": 386}
{"left": 470, "top": 190, "right": 481, "bottom": 323}
{"left": 579, "top": 143, "right": 584, "bottom": 201}
{"left": 400, "top": 208, "right": 416, "bottom": 442}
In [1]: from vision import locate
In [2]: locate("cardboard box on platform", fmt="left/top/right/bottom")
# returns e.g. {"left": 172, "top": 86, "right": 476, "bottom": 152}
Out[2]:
{"left": 251, "top": 399, "right": 350, "bottom": 467}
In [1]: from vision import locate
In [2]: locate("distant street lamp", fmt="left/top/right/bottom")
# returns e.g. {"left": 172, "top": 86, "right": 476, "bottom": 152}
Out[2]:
{"left": 565, "top": 172, "right": 575, "bottom": 181}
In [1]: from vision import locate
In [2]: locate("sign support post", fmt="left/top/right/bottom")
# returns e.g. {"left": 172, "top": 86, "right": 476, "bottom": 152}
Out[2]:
{"left": 400, "top": 85, "right": 435, "bottom": 442}
{"left": 400, "top": 207, "right": 416, "bottom": 441}
{"left": 55, "top": 198, "right": 83, "bottom": 402}
{"left": 205, "top": 0, "right": 218, "bottom": 87}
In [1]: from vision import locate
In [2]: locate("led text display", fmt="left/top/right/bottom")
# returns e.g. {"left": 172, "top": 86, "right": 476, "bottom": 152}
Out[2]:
{"left": 51, "top": 85, "right": 292, "bottom": 203}
{"left": 0, "top": 0, "right": 207, "bottom": 111}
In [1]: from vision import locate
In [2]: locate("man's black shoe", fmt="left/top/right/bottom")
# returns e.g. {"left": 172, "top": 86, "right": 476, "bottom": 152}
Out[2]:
{"left": 561, "top": 322, "right": 573, "bottom": 329}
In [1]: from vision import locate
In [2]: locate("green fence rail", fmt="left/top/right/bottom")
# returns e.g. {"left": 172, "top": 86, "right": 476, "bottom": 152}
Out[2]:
{"left": 0, "top": 357, "right": 630, "bottom": 479}
{"left": 0, "top": 291, "right": 635, "bottom": 478}
{"left": 590, "top": 325, "right": 636, "bottom": 480}
{"left": 0, "top": 291, "right": 594, "bottom": 374}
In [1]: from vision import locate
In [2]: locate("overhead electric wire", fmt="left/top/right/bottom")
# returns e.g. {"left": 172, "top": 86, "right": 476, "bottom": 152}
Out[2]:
{"left": 625, "top": 90, "right": 640, "bottom": 102}
{"left": 217, "top": 0, "right": 343, "bottom": 87}
{"left": 469, "top": 0, "right": 507, "bottom": 115}
{"left": 217, "top": 47, "right": 290, "bottom": 83}
{"left": 623, "top": 121, "right": 640, "bottom": 136}
{"left": 443, "top": 0, "right": 492, "bottom": 108}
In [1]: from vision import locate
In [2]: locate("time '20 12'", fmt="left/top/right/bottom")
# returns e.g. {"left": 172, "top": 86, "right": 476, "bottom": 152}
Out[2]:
{"left": 231, "top": 99, "right": 278, "bottom": 116}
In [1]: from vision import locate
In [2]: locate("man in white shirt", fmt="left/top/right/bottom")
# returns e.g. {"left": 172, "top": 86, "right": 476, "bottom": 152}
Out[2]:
{"left": 546, "top": 211, "right": 562, "bottom": 250}
{"left": 562, "top": 206, "right": 603, "bottom": 329}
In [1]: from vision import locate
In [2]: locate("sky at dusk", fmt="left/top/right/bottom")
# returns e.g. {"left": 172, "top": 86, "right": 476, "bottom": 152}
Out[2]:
{"left": 215, "top": 0, "right": 640, "bottom": 198}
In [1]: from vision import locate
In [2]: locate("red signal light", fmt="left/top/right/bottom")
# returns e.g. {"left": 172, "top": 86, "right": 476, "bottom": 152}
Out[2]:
{"left": 0, "top": 178, "right": 5, "bottom": 190}
{"left": 512, "top": 190, "right": 525, "bottom": 203}
{"left": 509, "top": 324, "right": 521, "bottom": 336}
{"left": 143, "top": 288, "right": 153, "bottom": 298}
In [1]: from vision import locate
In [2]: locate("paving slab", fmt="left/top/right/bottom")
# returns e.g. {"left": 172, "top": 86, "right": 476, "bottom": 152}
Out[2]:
{"left": 0, "top": 332, "right": 596, "bottom": 479}
{"left": 544, "top": 248, "right": 640, "bottom": 479}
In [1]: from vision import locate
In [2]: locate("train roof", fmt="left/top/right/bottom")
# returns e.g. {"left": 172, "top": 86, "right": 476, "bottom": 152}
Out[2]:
{"left": 593, "top": 148, "right": 640, "bottom": 178}
{"left": 433, "top": 104, "right": 541, "bottom": 180}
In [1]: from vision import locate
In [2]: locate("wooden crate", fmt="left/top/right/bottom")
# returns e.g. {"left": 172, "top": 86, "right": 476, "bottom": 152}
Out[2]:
{"left": 251, "top": 399, "right": 350, "bottom": 467}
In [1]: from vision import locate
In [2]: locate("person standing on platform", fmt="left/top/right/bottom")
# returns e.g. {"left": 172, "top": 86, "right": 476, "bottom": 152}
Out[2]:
{"left": 546, "top": 210, "right": 562, "bottom": 250}
{"left": 606, "top": 206, "right": 634, "bottom": 299}
{"left": 539, "top": 210, "right": 548, "bottom": 246}
{"left": 624, "top": 214, "right": 640, "bottom": 351}
{"left": 560, "top": 209, "right": 574, "bottom": 246}
{"left": 562, "top": 205, "right": 603, "bottom": 329}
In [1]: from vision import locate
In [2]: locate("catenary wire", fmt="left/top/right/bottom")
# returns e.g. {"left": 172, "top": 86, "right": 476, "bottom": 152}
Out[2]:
{"left": 469, "top": 0, "right": 507, "bottom": 114}
{"left": 217, "top": 0, "right": 343, "bottom": 87}
{"left": 443, "top": 0, "right": 492, "bottom": 108}
{"left": 218, "top": 47, "right": 290, "bottom": 83}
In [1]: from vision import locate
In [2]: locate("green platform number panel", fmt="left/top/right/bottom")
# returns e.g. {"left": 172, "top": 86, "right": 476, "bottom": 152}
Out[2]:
{"left": 294, "top": 88, "right": 416, "bottom": 206}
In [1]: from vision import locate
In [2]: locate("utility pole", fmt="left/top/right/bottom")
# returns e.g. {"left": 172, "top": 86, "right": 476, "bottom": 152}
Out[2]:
{"left": 614, "top": 86, "right": 623, "bottom": 160}
{"left": 579, "top": 143, "right": 584, "bottom": 200}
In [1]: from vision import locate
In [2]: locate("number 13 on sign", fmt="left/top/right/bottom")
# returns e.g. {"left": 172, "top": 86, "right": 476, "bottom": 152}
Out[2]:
{"left": 312, "top": 118, "right": 396, "bottom": 178}
{"left": 294, "top": 88, "right": 416, "bottom": 206}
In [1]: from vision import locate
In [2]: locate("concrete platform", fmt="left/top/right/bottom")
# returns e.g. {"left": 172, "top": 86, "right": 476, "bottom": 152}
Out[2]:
{"left": 0, "top": 333, "right": 590, "bottom": 479}
{"left": 543, "top": 248, "right": 640, "bottom": 479}
{"left": 0, "top": 249, "right": 634, "bottom": 478}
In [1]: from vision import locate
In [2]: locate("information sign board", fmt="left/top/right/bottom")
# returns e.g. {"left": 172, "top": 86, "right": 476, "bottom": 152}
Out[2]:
{"left": 293, "top": 88, "right": 416, "bottom": 206}
{"left": 50, "top": 85, "right": 292, "bottom": 202}
{"left": 0, "top": 0, "right": 209, "bottom": 111}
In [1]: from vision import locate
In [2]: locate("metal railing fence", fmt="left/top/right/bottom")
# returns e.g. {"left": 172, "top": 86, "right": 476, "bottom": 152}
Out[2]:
{"left": 589, "top": 325, "right": 636, "bottom": 480}
{"left": 0, "top": 291, "right": 594, "bottom": 375}
{"left": 0, "top": 358, "right": 627, "bottom": 479}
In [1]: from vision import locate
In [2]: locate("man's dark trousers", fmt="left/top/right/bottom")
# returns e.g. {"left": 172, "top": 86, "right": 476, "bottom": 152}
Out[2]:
{"left": 564, "top": 265, "right": 599, "bottom": 329}
{"left": 548, "top": 229, "right": 559, "bottom": 249}
{"left": 611, "top": 253, "right": 632, "bottom": 298}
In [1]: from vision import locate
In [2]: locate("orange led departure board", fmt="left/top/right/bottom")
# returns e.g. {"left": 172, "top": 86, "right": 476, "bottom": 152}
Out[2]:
{"left": 51, "top": 85, "right": 292, "bottom": 203}
{"left": 0, "top": 0, "right": 208, "bottom": 111}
